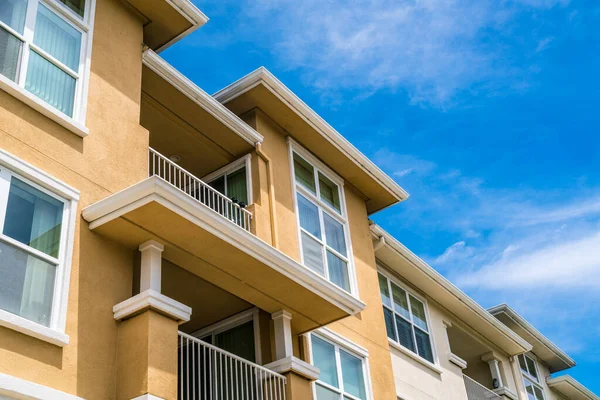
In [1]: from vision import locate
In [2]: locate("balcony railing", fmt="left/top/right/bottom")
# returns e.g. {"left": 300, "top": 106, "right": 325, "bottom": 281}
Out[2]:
{"left": 149, "top": 148, "right": 252, "bottom": 231}
{"left": 178, "top": 331, "right": 287, "bottom": 400}
{"left": 463, "top": 375, "right": 501, "bottom": 400}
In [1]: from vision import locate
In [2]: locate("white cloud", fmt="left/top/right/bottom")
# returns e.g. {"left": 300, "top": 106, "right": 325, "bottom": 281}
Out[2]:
{"left": 435, "top": 241, "right": 473, "bottom": 264}
{"left": 228, "top": 0, "right": 571, "bottom": 106}
{"left": 536, "top": 37, "right": 555, "bottom": 52}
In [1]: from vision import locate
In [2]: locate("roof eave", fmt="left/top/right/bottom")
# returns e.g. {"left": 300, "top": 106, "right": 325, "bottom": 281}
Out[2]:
{"left": 155, "top": 0, "right": 209, "bottom": 52}
{"left": 213, "top": 67, "right": 410, "bottom": 206}
{"left": 547, "top": 375, "right": 600, "bottom": 400}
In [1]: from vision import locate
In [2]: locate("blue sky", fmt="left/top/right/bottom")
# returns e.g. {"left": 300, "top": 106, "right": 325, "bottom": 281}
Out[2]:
{"left": 163, "top": 0, "right": 600, "bottom": 392}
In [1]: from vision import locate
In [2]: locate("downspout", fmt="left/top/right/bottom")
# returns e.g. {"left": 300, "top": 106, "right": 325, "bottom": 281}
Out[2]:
{"left": 256, "top": 142, "right": 279, "bottom": 249}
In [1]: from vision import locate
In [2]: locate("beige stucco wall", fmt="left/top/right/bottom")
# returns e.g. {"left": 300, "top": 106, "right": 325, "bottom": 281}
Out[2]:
{"left": 0, "top": 0, "right": 148, "bottom": 398}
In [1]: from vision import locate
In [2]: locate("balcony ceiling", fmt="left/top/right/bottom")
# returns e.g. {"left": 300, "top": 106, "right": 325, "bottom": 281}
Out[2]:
{"left": 82, "top": 177, "right": 365, "bottom": 335}
{"left": 124, "top": 0, "right": 208, "bottom": 51}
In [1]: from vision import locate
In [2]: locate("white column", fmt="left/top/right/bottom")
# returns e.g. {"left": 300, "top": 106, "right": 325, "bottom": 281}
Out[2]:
{"left": 482, "top": 352, "right": 504, "bottom": 388}
{"left": 272, "top": 310, "right": 293, "bottom": 360}
{"left": 139, "top": 240, "right": 164, "bottom": 293}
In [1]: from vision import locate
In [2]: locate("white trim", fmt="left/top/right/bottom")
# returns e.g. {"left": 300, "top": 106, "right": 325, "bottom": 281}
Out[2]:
{"left": 0, "top": 75, "right": 89, "bottom": 137}
{"left": 190, "top": 307, "right": 262, "bottom": 364}
{"left": 154, "top": 0, "right": 209, "bottom": 52}
{"left": 201, "top": 154, "right": 253, "bottom": 205}
{"left": 493, "top": 387, "right": 518, "bottom": 400}
{"left": 264, "top": 356, "right": 320, "bottom": 381}
{"left": 448, "top": 352, "right": 468, "bottom": 369}
{"left": 308, "top": 331, "right": 374, "bottom": 400}
{"left": 141, "top": 49, "right": 263, "bottom": 146}
{"left": 547, "top": 375, "right": 600, "bottom": 400}
{"left": 81, "top": 176, "right": 366, "bottom": 316}
{"left": 377, "top": 268, "right": 440, "bottom": 368}
{"left": 131, "top": 395, "right": 165, "bottom": 400}
{"left": 488, "top": 304, "right": 576, "bottom": 370}
{"left": 112, "top": 289, "right": 192, "bottom": 324}
{"left": 0, "top": 149, "right": 79, "bottom": 345}
{"left": 388, "top": 339, "right": 443, "bottom": 375}
{"left": 213, "top": 67, "right": 409, "bottom": 206}
{"left": 0, "top": 372, "right": 82, "bottom": 399}
{"left": 371, "top": 224, "right": 533, "bottom": 354}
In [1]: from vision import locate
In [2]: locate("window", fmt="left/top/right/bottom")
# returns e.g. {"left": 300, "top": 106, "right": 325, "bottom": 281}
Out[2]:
{"left": 518, "top": 354, "right": 545, "bottom": 400}
{"left": 290, "top": 144, "right": 354, "bottom": 293}
{"left": 203, "top": 156, "right": 252, "bottom": 206}
{"left": 0, "top": 0, "right": 93, "bottom": 120}
{"left": 310, "top": 333, "right": 370, "bottom": 400}
{"left": 0, "top": 152, "right": 77, "bottom": 338}
{"left": 378, "top": 272, "right": 435, "bottom": 364}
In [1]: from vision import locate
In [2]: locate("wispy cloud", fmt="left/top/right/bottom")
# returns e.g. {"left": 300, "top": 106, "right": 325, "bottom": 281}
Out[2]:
{"left": 223, "top": 0, "right": 571, "bottom": 106}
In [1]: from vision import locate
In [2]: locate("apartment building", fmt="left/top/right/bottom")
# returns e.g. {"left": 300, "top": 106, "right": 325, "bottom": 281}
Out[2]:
{"left": 0, "top": 0, "right": 597, "bottom": 400}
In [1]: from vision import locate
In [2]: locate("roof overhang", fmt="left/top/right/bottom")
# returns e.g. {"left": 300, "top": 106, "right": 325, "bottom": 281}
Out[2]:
{"left": 370, "top": 223, "right": 532, "bottom": 356}
{"left": 82, "top": 177, "right": 365, "bottom": 334}
{"left": 547, "top": 375, "right": 599, "bottom": 400}
{"left": 488, "top": 304, "right": 576, "bottom": 372}
{"left": 213, "top": 67, "right": 409, "bottom": 215}
{"left": 124, "top": 0, "right": 209, "bottom": 51}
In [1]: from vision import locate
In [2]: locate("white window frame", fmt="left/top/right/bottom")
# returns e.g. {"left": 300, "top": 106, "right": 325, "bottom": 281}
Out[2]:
{"left": 190, "top": 307, "right": 262, "bottom": 364}
{"left": 0, "top": 148, "right": 79, "bottom": 346}
{"left": 287, "top": 137, "right": 358, "bottom": 295}
{"left": 519, "top": 353, "right": 545, "bottom": 400}
{"left": 307, "top": 328, "right": 374, "bottom": 400}
{"left": 377, "top": 267, "right": 438, "bottom": 367}
{"left": 0, "top": 0, "right": 96, "bottom": 137}
{"left": 202, "top": 154, "right": 253, "bottom": 205}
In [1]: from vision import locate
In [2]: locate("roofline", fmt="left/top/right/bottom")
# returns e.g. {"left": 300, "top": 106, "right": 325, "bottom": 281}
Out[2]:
{"left": 547, "top": 375, "right": 600, "bottom": 400}
{"left": 142, "top": 49, "right": 264, "bottom": 146}
{"left": 213, "top": 67, "right": 410, "bottom": 206}
{"left": 155, "top": 0, "right": 209, "bottom": 52}
{"left": 370, "top": 223, "right": 533, "bottom": 354}
{"left": 488, "top": 304, "right": 576, "bottom": 369}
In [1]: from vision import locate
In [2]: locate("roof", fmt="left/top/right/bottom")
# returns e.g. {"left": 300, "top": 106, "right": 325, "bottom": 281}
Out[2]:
{"left": 488, "top": 304, "right": 576, "bottom": 372}
{"left": 370, "top": 223, "right": 532, "bottom": 356}
{"left": 213, "top": 67, "right": 409, "bottom": 214}
{"left": 547, "top": 375, "right": 599, "bottom": 400}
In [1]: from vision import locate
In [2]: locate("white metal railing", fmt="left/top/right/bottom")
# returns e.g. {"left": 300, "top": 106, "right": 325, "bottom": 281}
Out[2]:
{"left": 149, "top": 148, "right": 252, "bottom": 231}
{"left": 178, "top": 332, "right": 287, "bottom": 400}
{"left": 463, "top": 375, "right": 501, "bottom": 400}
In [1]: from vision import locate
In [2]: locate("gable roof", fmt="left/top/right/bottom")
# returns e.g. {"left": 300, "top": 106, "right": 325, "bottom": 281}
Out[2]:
{"left": 488, "top": 304, "right": 576, "bottom": 372}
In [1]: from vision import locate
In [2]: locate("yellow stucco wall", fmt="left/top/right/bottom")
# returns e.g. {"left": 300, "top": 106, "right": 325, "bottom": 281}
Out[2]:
{"left": 0, "top": 0, "right": 148, "bottom": 398}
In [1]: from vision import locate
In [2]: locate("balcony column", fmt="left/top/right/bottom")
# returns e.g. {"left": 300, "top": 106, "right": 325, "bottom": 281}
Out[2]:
{"left": 265, "top": 310, "right": 320, "bottom": 400}
{"left": 481, "top": 352, "right": 518, "bottom": 400}
{"left": 114, "top": 240, "right": 192, "bottom": 400}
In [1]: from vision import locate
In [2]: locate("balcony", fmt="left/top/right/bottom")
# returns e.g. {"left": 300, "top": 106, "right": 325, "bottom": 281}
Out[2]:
{"left": 149, "top": 148, "right": 252, "bottom": 231}
{"left": 463, "top": 375, "right": 501, "bottom": 400}
{"left": 178, "top": 331, "right": 286, "bottom": 400}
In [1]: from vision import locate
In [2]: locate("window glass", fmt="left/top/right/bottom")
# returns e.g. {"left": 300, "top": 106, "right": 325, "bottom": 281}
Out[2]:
{"left": 340, "top": 350, "right": 366, "bottom": 400}
{"left": 301, "top": 232, "right": 325, "bottom": 275}
{"left": 34, "top": 4, "right": 81, "bottom": 70}
{"left": 323, "top": 213, "right": 346, "bottom": 255}
{"left": 318, "top": 172, "right": 340, "bottom": 212}
{"left": 4, "top": 177, "right": 63, "bottom": 257}
{"left": 409, "top": 295, "right": 428, "bottom": 331}
{"left": 315, "top": 384, "right": 339, "bottom": 400}
{"left": 209, "top": 175, "right": 225, "bottom": 194}
{"left": 518, "top": 354, "right": 527, "bottom": 372}
{"left": 25, "top": 51, "right": 76, "bottom": 116}
{"left": 383, "top": 307, "right": 395, "bottom": 340}
{"left": 0, "top": 240, "right": 56, "bottom": 326}
{"left": 312, "top": 336, "right": 339, "bottom": 388}
{"left": 391, "top": 283, "right": 410, "bottom": 320}
{"left": 395, "top": 317, "right": 415, "bottom": 352}
{"left": 0, "top": 26, "right": 22, "bottom": 82}
{"left": 293, "top": 153, "right": 315, "bottom": 193}
{"left": 378, "top": 273, "right": 391, "bottom": 307}
{"left": 0, "top": 0, "right": 28, "bottom": 33}
{"left": 215, "top": 320, "right": 255, "bottom": 363}
{"left": 58, "top": 0, "right": 86, "bottom": 17}
{"left": 327, "top": 251, "right": 349, "bottom": 291}
{"left": 226, "top": 167, "right": 247, "bottom": 204}
{"left": 298, "top": 194, "right": 321, "bottom": 238}
{"left": 525, "top": 356, "right": 538, "bottom": 381}
{"left": 414, "top": 328, "right": 433, "bottom": 363}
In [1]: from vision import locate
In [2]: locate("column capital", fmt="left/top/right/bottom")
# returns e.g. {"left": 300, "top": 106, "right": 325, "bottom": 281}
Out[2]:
{"left": 272, "top": 310, "right": 293, "bottom": 321}
{"left": 139, "top": 240, "right": 164, "bottom": 252}
{"left": 481, "top": 351, "right": 502, "bottom": 363}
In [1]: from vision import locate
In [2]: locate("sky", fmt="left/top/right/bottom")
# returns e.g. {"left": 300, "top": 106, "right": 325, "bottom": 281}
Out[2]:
{"left": 163, "top": 0, "right": 600, "bottom": 392}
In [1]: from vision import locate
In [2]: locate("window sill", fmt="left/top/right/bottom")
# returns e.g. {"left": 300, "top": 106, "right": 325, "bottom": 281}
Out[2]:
{"left": 0, "top": 74, "right": 89, "bottom": 138}
{"left": 0, "top": 309, "right": 69, "bottom": 347}
{"left": 388, "top": 338, "right": 443, "bottom": 375}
